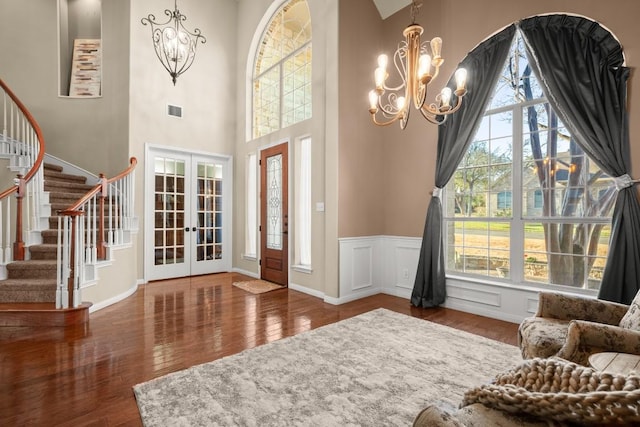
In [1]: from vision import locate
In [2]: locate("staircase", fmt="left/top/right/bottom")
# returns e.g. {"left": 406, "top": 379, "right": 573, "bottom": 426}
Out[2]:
{"left": 0, "top": 78, "right": 138, "bottom": 327}
{"left": 0, "top": 163, "right": 94, "bottom": 326}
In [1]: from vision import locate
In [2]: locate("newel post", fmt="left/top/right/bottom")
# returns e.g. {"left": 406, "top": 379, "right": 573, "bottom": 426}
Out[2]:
{"left": 13, "top": 175, "right": 26, "bottom": 261}
{"left": 65, "top": 210, "right": 84, "bottom": 308}
{"left": 97, "top": 174, "right": 108, "bottom": 260}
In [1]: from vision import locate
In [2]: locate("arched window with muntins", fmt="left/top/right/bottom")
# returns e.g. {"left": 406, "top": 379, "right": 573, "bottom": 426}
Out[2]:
{"left": 443, "top": 28, "right": 617, "bottom": 291}
{"left": 253, "top": 0, "right": 312, "bottom": 139}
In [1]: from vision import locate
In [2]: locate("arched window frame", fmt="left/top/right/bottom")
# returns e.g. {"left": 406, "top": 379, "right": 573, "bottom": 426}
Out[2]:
{"left": 444, "top": 25, "right": 615, "bottom": 293}
{"left": 248, "top": 0, "right": 312, "bottom": 141}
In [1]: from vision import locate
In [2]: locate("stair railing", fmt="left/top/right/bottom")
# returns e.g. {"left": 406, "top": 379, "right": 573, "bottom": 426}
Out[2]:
{"left": 0, "top": 79, "right": 45, "bottom": 271}
{"left": 57, "top": 157, "right": 137, "bottom": 309}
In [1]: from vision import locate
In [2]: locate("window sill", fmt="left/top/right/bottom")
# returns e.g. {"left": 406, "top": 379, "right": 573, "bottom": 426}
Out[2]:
{"left": 242, "top": 254, "right": 257, "bottom": 262}
{"left": 292, "top": 264, "right": 313, "bottom": 274}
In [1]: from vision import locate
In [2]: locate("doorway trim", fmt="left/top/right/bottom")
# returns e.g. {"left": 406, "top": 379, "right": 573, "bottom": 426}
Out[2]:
{"left": 258, "top": 140, "right": 290, "bottom": 286}
{"left": 144, "top": 143, "right": 233, "bottom": 282}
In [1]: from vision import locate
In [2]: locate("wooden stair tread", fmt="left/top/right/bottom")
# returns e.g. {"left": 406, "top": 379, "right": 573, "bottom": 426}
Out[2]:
{"left": 43, "top": 171, "right": 87, "bottom": 183}
{"left": 0, "top": 302, "right": 92, "bottom": 326}
{"left": 0, "top": 302, "right": 57, "bottom": 310}
{"left": 0, "top": 278, "right": 57, "bottom": 285}
{"left": 0, "top": 302, "right": 91, "bottom": 310}
{"left": 7, "top": 260, "right": 57, "bottom": 266}
{"left": 43, "top": 163, "right": 64, "bottom": 172}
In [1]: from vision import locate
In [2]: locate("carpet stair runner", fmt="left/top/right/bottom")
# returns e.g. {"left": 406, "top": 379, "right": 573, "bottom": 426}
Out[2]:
{"left": 0, "top": 163, "right": 93, "bottom": 326}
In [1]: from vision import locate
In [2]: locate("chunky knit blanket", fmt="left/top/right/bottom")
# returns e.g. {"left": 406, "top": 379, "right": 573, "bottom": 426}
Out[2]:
{"left": 462, "top": 358, "right": 640, "bottom": 424}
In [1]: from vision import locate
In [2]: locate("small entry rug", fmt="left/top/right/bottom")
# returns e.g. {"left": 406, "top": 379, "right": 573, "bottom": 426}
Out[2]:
{"left": 232, "top": 279, "right": 284, "bottom": 294}
{"left": 133, "top": 308, "right": 521, "bottom": 426}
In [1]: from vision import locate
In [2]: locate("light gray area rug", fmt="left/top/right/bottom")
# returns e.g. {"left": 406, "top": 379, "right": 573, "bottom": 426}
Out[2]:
{"left": 133, "top": 308, "right": 521, "bottom": 426}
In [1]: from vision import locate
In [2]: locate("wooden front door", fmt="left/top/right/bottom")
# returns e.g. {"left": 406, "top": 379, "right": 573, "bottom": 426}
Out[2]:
{"left": 260, "top": 143, "right": 288, "bottom": 286}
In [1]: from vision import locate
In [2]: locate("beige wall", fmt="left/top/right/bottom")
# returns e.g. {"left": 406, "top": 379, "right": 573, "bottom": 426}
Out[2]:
{"left": 129, "top": 0, "right": 238, "bottom": 282}
{"left": 338, "top": 0, "right": 387, "bottom": 237}
{"left": 82, "top": 245, "right": 137, "bottom": 307}
{"left": 338, "top": 0, "right": 640, "bottom": 239}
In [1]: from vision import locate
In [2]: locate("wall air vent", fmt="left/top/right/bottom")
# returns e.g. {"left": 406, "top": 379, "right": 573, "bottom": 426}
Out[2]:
{"left": 167, "top": 104, "right": 183, "bottom": 118}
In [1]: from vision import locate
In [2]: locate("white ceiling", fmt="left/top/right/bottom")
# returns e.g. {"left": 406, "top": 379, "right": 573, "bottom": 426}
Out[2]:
{"left": 372, "top": 0, "right": 411, "bottom": 20}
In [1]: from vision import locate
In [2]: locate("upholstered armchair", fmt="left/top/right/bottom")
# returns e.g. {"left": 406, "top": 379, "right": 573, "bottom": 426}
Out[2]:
{"left": 518, "top": 291, "right": 640, "bottom": 366}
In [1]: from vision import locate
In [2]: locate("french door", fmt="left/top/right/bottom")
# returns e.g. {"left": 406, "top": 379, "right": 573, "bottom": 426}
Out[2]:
{"left": 260, "top": 143, "right": 288, "bottom": 286}
{"left": 146, "top": 147, "right": 232, "bottom": 281}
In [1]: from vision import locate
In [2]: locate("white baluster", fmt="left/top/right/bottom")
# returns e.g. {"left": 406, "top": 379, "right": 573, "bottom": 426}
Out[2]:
{"left": 74, "top": 215, "right": 83, "bottom": 308}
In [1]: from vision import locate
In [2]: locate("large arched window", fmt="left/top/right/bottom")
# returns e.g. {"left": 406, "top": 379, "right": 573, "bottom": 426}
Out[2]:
{"left": 443, "top": 30, "right": 616, "bottom": 291}
{"left": 252, "top": 0, "right": 312, "bottom": 139}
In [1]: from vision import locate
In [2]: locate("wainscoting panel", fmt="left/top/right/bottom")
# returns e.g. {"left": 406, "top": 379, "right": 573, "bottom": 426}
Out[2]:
{"left": 338, "top": 236, "right": 548, "bottom": 323}
{"left": 447, "top": 283, "right": 502, "bottom": 307}
{"left": 338, "top": 237, "right": 383, "bottom": 303}
{"left": 352, "top": 246, "right": 373, "bottom": 290}
{"left": 384, "top": 237, "right": 421, "bottom": 299}
{"left": 444, "top": 276, "right": 542, "bottom": 323}
{"left": 526, "top": 295, "right": 540, "bottom": 315}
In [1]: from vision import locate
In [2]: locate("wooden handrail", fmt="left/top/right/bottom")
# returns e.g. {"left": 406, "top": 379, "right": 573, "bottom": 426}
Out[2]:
{"left": 0, "top": 78, "right": 46, "bottom": 261}
{"left": 59, "top": 157, "right": 138, "bottom": 215}
{"left": 0, "top": 79, "right": 46, "bottom": 183}
{"left": 0, "top": 180, "right": 19, "bottom": 200}
{"left": 59, "top": 156, "right": 137, "bottom": 263}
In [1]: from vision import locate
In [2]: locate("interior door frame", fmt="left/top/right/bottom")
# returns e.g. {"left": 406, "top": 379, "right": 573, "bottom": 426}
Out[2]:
{"left": 144, "top": 144, "right": 233, "bottom": 282}
{"left": 259, "top": 140, "right": 290, "bottom": 286}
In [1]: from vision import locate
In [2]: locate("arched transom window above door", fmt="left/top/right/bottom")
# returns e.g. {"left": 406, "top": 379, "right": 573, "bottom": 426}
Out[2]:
{"left": 252, "top": 0, "right": 312, "bottom": 139}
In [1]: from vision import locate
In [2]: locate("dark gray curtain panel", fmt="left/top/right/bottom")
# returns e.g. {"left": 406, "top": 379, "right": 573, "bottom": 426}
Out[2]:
{"left": 411, "top": 25, "right": 516, "bottom": 308}
{"left": 519, "top": 15, "right": 640, "bottom": 304}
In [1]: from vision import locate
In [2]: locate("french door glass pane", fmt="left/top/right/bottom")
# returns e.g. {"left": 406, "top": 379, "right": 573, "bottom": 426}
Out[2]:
{"left": 154, "top": 158, "right": 186, "bottom": 266}
{"left": 196, "top": 161, "right": 223, "bottom": 261}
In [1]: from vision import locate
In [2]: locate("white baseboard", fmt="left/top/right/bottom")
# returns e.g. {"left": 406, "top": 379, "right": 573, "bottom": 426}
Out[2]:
{"left": 89, "top": 281, "right": 139, "bottom": 313}
{"left": 232, "top": 267, "right": 259, "bottom": 279}
{"left": 326, "top": 287, "right": 381, "bottom": 305}
{"left": 381, "top": 285, "right": 412, "bottom": 300}
{"left": 289, "top": 282, "right": 325, "bottom": 300}
{"left": 289, "top": 281, "right": 380, "bottom": 306}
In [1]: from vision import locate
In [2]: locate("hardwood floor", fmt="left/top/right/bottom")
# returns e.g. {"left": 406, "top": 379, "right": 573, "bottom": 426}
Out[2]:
{"left": 0, "top": 273, "right": 519, "bottom": 426}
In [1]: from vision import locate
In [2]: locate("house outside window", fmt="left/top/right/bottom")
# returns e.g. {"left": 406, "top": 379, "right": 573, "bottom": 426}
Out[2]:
{"left": 496, "top": 191, "right": 512, "bottom": 210}
{"left": 252, "top": 0, "right": 312, "bottom": 139}
{"left": 533, "top": 189, "right": 543, "bottom": 209}
{"left": 444, "top": 32, "right": 616, "bottom": 290}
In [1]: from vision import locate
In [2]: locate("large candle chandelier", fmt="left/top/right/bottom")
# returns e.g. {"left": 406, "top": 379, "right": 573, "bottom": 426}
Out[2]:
{"left": 368, "top": 0, "right": 467, "bottom": 128}
{"left": 141, "top": 0, "right": 206, "bottom": 85}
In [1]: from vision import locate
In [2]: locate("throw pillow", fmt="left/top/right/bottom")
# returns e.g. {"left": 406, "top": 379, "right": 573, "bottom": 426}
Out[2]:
{"left": 620, "top": 292, "right": 640, "bottom": 330}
